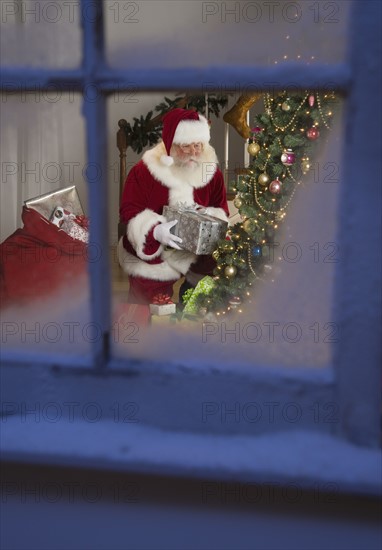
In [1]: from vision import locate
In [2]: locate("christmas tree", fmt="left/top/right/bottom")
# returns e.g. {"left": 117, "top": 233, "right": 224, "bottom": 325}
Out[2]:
{"left": 188, "top": 90, "right": 337, "bottom": 316}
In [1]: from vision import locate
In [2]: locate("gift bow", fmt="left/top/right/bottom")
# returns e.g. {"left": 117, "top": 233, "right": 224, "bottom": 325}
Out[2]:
{"left": 74, "top": 214, "right": 89, "bottom": 230}
{"left": 51, "top": 207, "right": 89, "bottom": 230}
{"left": 176, "top": 202, "right": 208, "bottom": 215}
{"left": 152, "top": 293, "right": 174, "bottom": 305}
{"left": 173, "top": 202, "right": 223, "bottom": 222}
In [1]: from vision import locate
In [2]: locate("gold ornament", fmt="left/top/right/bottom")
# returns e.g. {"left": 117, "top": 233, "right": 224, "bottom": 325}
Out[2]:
{"left": 281, "top": 101, "right": 291, "bottom": 111}
{"left": 243, "top": 218, "right": 257, "bottom": 234}
{"left": 233, "top": 197, "right": 243, "bottom": 209}
{"left": 301, "top": 157, "right": 311, "bottom": 174}
{"left": 212, "top": 250, "right": 220, "bottom": 261}
{"left": 258, "top": 173, "right": 270, "bottom": 186}
{"left": 247, "top": 142, "right": 260, "bottom": 156}
{"left": 224, "top": 265, "right": 237, "bottom": 278}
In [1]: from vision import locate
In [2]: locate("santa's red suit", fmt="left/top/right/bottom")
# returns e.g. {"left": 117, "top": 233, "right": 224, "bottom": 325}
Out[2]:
{"left": 118, "top": 109, "right": 229, "bottom": 304}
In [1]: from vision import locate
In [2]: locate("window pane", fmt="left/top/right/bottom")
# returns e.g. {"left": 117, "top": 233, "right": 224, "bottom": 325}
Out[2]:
{"left": 0, "top": 0, "right": 82, "bottom": 68}
{"left": 0, "top": 92, "right": 92, "bottom": 359}
{"left": 108, "top": 90, "right": 342, "bottom": 368}
{"left": 105, "top": 0, "right": 352, "bottom": 68}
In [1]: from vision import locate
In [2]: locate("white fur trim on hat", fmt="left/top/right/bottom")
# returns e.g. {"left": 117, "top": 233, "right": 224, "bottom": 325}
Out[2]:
{"left": 172, "top": 116, "right": 210, "bottom": 145}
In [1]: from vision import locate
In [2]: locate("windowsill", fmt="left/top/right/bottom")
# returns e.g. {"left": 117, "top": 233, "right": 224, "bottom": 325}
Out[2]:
{"left": 1, "top": 416, "right": 381, "bottom": 498}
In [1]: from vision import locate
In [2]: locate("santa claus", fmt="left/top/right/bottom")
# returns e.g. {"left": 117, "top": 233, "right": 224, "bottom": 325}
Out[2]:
{"left": 118, "top": 108, "right": 229, "bottom": 304}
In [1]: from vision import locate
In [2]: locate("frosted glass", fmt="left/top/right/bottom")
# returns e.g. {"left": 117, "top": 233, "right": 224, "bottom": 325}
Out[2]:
{"left": 0, "top": 93, "right": 91, "bottom": 358}
{"left": 0, "top": 0, "right": 82, "bottom": 67}
{"left": 105, "top": 0, "right": 352, "bottom": 68}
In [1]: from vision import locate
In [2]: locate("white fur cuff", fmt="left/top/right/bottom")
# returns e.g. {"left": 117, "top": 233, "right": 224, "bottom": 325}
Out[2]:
{"left": 127, "top": 209, "right": 166, "bottom": 261}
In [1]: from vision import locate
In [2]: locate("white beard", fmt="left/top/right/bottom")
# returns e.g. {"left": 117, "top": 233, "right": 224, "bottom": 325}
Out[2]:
{"left": 142, "top": 142, "right": 219, "bottom": 191}
{"left": 172, "top": 155, "right": 201, "bottom": 172}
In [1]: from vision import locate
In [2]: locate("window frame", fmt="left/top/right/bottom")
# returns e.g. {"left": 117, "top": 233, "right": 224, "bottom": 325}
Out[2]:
{"left": 0, "top": 0, "right": 381, "bottom": 494}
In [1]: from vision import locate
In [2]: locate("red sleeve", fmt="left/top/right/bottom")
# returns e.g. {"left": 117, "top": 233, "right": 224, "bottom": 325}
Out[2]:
{"left": 120, "top": 161, "right": 150, "bottom": 225}
{"left": 119, "top": 161, "right": 162, "bottom": 257}
{"left": 142, "top": 225, "right": 161, "bottom": 256}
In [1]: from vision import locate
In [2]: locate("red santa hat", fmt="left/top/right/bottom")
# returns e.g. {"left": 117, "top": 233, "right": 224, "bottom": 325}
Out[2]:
{"left": 160, "top": 108, "right": 210, "bottom": 166}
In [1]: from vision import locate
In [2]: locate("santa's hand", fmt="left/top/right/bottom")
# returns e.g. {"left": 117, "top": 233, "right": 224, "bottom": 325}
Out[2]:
{"left": 153, "top": 220, "right": 183, "bottom": 250}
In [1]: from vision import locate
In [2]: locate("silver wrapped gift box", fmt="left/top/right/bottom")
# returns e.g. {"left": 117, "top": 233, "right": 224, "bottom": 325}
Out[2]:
{"left": 163, "top": 205, "right": 228, "bottom": 255}
{"left": 24, "top": 186, "right": 84, "bottom": 220}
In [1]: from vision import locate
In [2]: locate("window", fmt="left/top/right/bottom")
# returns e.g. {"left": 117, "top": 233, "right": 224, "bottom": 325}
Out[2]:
{"left": 1, "top": 0, "right": 380, "bottom": 495}
{"left": 108, "top": 89, "right": 344, "bottom": 372}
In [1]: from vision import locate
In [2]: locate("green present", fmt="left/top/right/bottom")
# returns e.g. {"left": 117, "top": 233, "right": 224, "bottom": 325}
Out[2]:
{"left": 182, "top": 276, "right": 216, "bottom": 316}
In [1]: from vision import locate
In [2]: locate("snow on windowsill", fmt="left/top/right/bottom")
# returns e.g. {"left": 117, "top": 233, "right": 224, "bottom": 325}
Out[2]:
{"left": 1, "top": 416, "right": 381, "bottom": 497}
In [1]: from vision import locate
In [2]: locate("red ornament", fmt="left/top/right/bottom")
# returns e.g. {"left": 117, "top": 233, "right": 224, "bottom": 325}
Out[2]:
{"left": 269, "top": 178, "right": 282, "bottom": 195}
{"left": 251, "top": 126, "right": 262, "bottom": 134}
{"left": 306, "top": 127, "right": 320, "bottom": 140}
{"left": 308, "top": 94, "right": 315, "bottom": 107}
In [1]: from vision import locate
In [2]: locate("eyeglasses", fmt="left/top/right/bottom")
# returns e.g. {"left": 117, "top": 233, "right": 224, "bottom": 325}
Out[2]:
{"left": 177, "top": 142, "right": 203, "bottom": 152}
